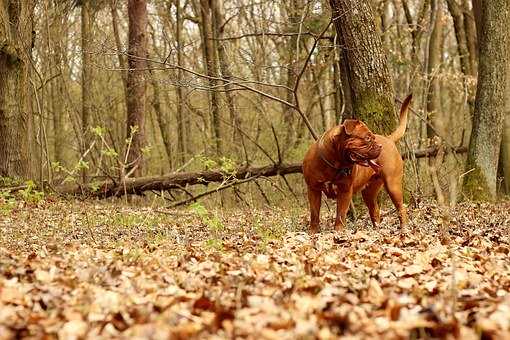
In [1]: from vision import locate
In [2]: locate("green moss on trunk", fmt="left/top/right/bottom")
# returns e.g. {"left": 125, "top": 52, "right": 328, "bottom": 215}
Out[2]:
{"left": 354, "top": 92, "right": 395, "bottom": 135}
{"left": 462, "top": 166, "right": 493, "bottom": 201}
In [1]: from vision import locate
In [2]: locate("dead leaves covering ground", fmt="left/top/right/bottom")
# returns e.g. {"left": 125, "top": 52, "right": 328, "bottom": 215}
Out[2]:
{"left": 0, "top": 199, "right": 509, "bottom": 339}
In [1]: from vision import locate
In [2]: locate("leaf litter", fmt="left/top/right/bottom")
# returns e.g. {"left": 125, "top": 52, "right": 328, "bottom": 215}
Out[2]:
{"left": 0, "top": 199, "right": 509, "bottom": 339}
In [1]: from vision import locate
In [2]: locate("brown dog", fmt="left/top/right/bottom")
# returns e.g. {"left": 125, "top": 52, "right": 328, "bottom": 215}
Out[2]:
{"left": 303, "top": 95, "right": 412, "bottom": 232}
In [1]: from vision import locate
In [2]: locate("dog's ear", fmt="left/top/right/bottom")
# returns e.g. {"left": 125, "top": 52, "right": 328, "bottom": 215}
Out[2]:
{"left": 342, "top": 120, "right": 359, "bottom": 136}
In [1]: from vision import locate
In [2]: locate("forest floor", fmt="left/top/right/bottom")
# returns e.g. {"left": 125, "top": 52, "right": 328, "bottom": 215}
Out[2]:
{"left": 0, "top": 197, "right": 509, "bottom": 339}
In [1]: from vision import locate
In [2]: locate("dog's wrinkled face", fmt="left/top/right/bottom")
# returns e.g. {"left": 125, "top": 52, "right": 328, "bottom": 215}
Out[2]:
{"left": 334, "top": 120, "right": 382, "bottom": 168}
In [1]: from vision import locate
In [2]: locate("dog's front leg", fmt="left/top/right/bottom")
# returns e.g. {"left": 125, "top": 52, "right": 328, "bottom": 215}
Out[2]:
{"left": 334, "top": 185, "right": 353, "bottom": 232}
{"left": 307, "top": 187, "right": 322, "bottom": 233}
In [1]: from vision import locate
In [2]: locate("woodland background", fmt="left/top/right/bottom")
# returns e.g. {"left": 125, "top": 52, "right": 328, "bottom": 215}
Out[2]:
{"left": 0, "top": 0, "right": 508, "bottom": 208}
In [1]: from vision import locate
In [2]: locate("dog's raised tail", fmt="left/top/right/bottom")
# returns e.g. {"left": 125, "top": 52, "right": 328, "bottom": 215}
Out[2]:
{"left": 388, "top": 94, "right": 412, "bottom": 142}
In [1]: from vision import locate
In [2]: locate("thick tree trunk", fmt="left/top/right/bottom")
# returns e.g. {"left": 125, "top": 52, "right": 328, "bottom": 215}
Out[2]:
{"left": 501, "top": 112, "right": 510, "bottom": 194}
{"left": 463, "top": 0, "right": 510, "bottom": 200}
{"left": 126, "top": 0, "right": 148, "bottom": 176}
{"left": 499, "top": 21, "right": 510, "bottom": 195}
{"left": 329, "top": 0, "right": 396, "bottom": 135}
{"left": 0, "top": 1, "right": 34, "bottom": 179}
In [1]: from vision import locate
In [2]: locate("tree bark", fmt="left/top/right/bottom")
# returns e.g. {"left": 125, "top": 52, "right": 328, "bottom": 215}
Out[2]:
{"left": 0, "top": 1, "right": 34, "bottom": 179}
{"left": 463, "top": 0, "right": 510, "bottom": 200}
{"left": 329, "top": 0, "right": 396, "bottom": 135}
{"left": 500, "top": 15, "right": 510, "bottom": 195}
{"left": 501, "top": 111, "right": 510, "bottom": 194}
{"left": 126, "top": 0, "right": 148, "bottom": 176}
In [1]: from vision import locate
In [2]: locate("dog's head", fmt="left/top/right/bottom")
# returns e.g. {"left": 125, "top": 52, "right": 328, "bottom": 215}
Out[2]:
{"left": 331, "top": 120, "right": 382, "bottom": 168}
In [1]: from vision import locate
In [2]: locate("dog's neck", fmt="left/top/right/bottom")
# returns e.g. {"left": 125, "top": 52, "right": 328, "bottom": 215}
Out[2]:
{"left": 319, "top": 131, "right": 353, "bottom": 169}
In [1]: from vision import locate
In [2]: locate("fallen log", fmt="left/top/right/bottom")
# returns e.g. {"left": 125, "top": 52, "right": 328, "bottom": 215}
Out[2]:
{"left": 61, "top": 145, "right": 467, "bottom": 198}
{"left": 63, "top": 163, "right": 303, "bottom": 198}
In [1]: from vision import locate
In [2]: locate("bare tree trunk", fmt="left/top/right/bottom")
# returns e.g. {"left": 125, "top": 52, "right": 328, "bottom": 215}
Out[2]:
{"left": 0, "top": 1, "right": 34, "bottom": 179}
{"left": 110, "top": 0, "right": 128, "bottom": 91}
{"left": 463, "top": 0, "right": 510, "bottom": 200}
{"left": 81, "top": 0, "right": 93, "bottom": 182}
{"left": 426, "top": 0, "right": 446, "bottom": 204}
{"left": 50, "top": 2, "right": 65, "bottom": 165}
{"left": 198, "top": 0, "right": 222, "bottom": 156}
{"left": 281, "top": 0, "right": 302, "bottom": 148}
{"left": 126, "top": 0, "right": 148, "bottom": 176}
{"left": 446, "top": 0, "right": 472, "bottom": 76}
{"left": 329, "top": 0, "right": 396, "bottom": 134}
{"left": 447, "top": 0, "right": 476, "bottom": 124}
{"left": 465, "top": 0, "right": 478, "bottom": 74}
{"left": 149, "top": 71, "right": 172, "bottom": 169}
{"left": 211, "top": 0, "right": 242, "bottom": 146}
{"left": 174, "top": 0, "right": 187, "bottom": 165}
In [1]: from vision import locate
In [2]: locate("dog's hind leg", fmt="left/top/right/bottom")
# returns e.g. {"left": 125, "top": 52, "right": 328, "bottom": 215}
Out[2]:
{"left": 383, "top": 175, "right": 408, "bottom": 229}
{"left": 361, "top": 179, "right": 384, "bottom": 227}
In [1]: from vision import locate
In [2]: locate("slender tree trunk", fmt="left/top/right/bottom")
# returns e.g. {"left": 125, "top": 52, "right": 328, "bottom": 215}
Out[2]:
{"left": 126, "top": 0, "right": 148, "bottom": 176}
{"left": 329, "top": 0, "right": 396, "bottom": 134}
{"left": 50, "top": 3, "right": 65, "bottom": 165}
{"left": 110, "top": 0, "right": 128, "bottom": 92}
{"left": 446, "top": 0, "right": 472, "bottom": 76}
{"left": 281, "top": 0, "right": 302, "bottom": 148}
{"left": 199, "top": 0, "right": 222, "bottom": 156}
{"left": 465, "top": 0, "right": 479, "bottom": 74}
{"left": 426, "top": 0, "right": 446, "bottom": 204}
{"left": 211, "top": 0, "right": 242, "bottom": 146}
{"left": 174, "top": 0, "right": 187, "bottom": 165}
{"left": 0, "top": 1, "right": 34, "bottom": 179}
{"left": 333, "top": 30, "right": 353, "bottom": 121}
{"left": 447, "top": 0, "right": 477, "bottom": 128}
{"left": 426, "top": 0, "right": 445, "bottom": 138}
{"left": 332, "top": 56, "right": 344, "bottom": 124}
{"left": 149, "top": 73, "right": 172, "bottom": 169}
{"left": 463, "top": 0, "right": 510, "bottom": 200}
{"left": 81, "top": 0, "right": 93, "bottom": 182}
